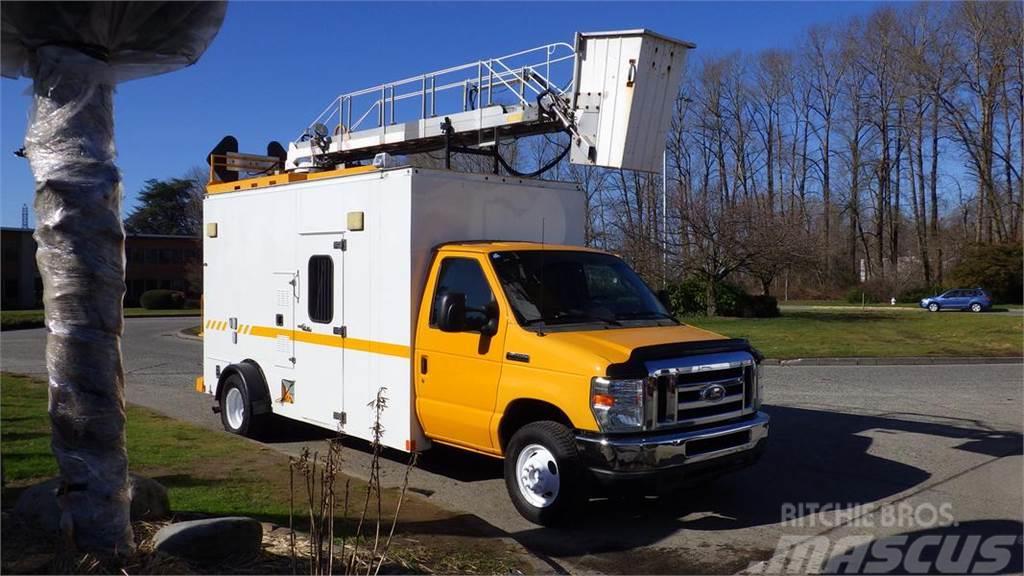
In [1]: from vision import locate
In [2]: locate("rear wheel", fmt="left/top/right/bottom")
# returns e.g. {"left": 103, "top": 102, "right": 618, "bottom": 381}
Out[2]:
{"left": 928, "top": 302, "right": 940, "bottom": 312}
{"left": 219, "top": 374, "right": 264, "bottom": 437}
{"left": 970, "top": 303, "right": 983, "bottom": 313}
{"left": 504, "top": 421, "right": 584, "bottom": 526}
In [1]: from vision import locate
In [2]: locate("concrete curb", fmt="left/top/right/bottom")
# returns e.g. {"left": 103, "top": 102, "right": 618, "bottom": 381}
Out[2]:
{"left": 174, "top": 328, "right": 203, "bottom": 342}
{"left": 763, "top": 356, "right": 1023, "bottom": 366}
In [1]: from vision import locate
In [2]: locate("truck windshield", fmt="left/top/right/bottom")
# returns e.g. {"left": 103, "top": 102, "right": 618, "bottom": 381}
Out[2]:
{"left": 489, "top": 250, "right": 675, "bottom": 330}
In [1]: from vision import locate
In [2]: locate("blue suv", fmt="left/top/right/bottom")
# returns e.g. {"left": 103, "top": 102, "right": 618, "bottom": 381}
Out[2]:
{"left": 920, "top": 288, "right": 992, "bottom": 312}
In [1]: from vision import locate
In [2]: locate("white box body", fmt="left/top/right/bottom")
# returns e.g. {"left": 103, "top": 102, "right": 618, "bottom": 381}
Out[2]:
{"left": 571, "top": 30, "right": 693, "bottom": 173}
{"left": 202, "top": 168, "right": 584, "bottom": 451}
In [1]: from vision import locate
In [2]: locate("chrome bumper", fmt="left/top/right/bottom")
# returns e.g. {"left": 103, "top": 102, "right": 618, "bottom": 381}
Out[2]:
{"left": 576, "top": 412, "right": 770, "bottom": 474}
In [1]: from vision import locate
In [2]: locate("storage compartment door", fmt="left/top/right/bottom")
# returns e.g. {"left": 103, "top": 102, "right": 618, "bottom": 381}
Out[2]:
{"left": 294, "top": 235, "right": 345, "bottom": 425}
{"left": 272, "top": 272, "right": 297, "bottom": 370}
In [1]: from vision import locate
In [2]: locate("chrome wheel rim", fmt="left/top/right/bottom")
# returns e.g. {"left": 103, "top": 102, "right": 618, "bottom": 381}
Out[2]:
{"left": 225, "top": 387, "right": 245, "bottom": 430}
{"left": 515, "top": 444, "right": 559, "bottom": 508}
{"left": 971, "top": 304, "right": 981, "bottom": 312}
{"left": 929, "top": 304, "right": 939, "bottom": 312}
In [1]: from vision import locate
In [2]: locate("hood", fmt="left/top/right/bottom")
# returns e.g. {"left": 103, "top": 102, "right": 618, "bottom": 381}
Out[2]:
{"left": 503, "top": 323, "right": 729, "bottom": 377}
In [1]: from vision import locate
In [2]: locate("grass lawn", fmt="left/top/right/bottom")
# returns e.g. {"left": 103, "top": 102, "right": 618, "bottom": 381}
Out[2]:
{"left": 687, "top": 308, "right": 1023, "bottom": 359}
{"left": 1, "top": 308, "right": 200, "bottom": 331}
{"left": 0, "top": 373, "right": 522, "bottom": 573}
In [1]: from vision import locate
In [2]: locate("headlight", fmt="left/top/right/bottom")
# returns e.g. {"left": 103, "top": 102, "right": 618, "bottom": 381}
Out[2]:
{"left": 590, "top": 377, "right": 645, "bottom": 432}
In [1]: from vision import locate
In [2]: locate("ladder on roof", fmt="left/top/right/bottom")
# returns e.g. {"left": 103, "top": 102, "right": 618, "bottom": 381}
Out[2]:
{"left": 287, "top": 41, "right": 578, "bottom": 170}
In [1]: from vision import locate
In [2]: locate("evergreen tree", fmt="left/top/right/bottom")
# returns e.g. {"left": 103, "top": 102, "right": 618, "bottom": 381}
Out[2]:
{"left": 124, "top": 177, "right": 202, "bottom": 235}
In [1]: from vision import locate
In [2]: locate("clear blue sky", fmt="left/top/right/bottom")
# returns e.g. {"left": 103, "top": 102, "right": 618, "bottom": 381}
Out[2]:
{"left": 1, "top": 1, "right": 883, "bottom": 228}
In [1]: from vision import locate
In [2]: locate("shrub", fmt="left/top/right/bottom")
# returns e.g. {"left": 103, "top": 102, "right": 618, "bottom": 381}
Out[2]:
{"left": 734, "top": 294, "right": 780, "bottom": 318}
{"left": 139, "top": 289, "right": 185, "bottom": 310}
{"left": 665, "top": 277, "right": 706, "bottom": 316}
{"left": 664, "top": 278, "right": 776, "bottom": 317}
{"left": 846, "top": 286, "right": 880, "bottom": 304}
{"left": 713, "top": 282, "right": 746, "bottom": 317}
{"left": 951, "top": 243, "right": 1023, "bottom": 304}
{"left": 897, "top": 285, "right": 944, "bottom": 304}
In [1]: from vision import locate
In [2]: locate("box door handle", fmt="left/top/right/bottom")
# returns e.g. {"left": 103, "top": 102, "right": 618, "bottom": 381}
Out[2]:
{"left": 626, "top": 59, "right": 636, "bottom": 87}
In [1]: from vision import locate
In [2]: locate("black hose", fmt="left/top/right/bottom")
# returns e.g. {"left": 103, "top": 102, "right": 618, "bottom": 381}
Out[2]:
{"left": 494, "top": 137, "right": 571, "bottom": 178}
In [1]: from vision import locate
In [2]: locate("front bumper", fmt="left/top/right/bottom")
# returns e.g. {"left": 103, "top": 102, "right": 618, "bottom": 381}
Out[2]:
{"left": 576, "top": 411, "right": 770, "bottom": 481}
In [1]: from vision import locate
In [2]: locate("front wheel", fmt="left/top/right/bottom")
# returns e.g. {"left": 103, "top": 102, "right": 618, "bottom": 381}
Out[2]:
{"left": 928, "top": 303, "right": 940, "bottom": 312}
{"left": 504, "top": 421, "right": 585, "bottom": 526}
{"left": 970, "top": 303, "right": 983, "bottom": 313}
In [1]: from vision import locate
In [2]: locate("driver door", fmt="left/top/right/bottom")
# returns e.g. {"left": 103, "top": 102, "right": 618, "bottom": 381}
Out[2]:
{"left": 416, "top": 254, "right": 506, "bottom": 451}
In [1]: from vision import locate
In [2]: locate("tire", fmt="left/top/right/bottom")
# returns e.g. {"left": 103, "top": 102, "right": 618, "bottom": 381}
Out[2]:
{"left": 504, "top": 421, "right": 585, "bottom": 526}
{"left": 219, "top": 373, "right": 264, "bottom": 437}
{"left": 970, "top": 303, "right": 983, "bottom": 313}
{"left": 928, "top": 303, "right": 940, "bottom": 312}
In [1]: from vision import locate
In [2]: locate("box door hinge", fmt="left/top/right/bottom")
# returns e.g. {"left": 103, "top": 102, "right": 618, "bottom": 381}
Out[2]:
{"left": 333, "top": 239, "right": 347, "bottom": 251}
{"left": 333, "top": 326, "right": 347, "bottom": 337}
{"left": 333, "top": 411, "right": 347, "bottom": 426}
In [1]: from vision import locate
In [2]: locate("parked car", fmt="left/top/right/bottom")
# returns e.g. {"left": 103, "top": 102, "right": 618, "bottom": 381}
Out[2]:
{"left": 920, "top": 288, "right": 992, "bottom": 312}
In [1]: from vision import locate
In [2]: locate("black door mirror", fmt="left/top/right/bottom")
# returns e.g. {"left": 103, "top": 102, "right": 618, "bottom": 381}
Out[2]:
{"left": 437, "top": 292, "right": 467, "bottom": 332}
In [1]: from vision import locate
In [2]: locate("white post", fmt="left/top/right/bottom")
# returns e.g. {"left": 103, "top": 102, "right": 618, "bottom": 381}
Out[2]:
{"left": 662, "top": 148, "right": 668, "bottom": 286}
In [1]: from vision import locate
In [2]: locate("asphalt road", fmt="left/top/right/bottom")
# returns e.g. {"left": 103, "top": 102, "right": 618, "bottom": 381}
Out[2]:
{"left": 3, "top": 317, "right": 1022, "bottom": 574}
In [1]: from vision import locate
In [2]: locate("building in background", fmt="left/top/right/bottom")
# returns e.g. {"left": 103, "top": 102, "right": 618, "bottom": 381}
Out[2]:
{"left": 1, "top": 227, "right": 201, "bottom": 309}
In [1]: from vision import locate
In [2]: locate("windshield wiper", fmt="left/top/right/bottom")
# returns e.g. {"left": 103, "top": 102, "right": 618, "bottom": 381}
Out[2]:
{"left": 557, "top": 314, "right": 622, "bottom": 326}
{"left": 524, "top": 315, "right": 622, "bottom": 327}
{"left": 617, "top": 311, "right": 679, "bottom": 323}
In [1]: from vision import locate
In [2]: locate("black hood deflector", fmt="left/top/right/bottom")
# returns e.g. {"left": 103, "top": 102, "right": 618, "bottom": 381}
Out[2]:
{"left": 605, "top": 338, "right": 763, "bottom": 379}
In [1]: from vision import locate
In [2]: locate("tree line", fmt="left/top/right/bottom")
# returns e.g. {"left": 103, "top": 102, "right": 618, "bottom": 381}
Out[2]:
{"left": 562, "top": 2, "right": 1022, "bottom": 308}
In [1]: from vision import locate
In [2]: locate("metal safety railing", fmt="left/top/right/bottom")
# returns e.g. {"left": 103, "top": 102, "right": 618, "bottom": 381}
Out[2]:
{"left": 299, "top": 41, "right": 577, "bottom": 139}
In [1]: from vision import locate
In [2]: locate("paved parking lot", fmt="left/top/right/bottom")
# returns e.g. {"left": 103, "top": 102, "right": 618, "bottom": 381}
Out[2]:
{"left": 3, "top": 317, "right": 1022, "bottom": 573}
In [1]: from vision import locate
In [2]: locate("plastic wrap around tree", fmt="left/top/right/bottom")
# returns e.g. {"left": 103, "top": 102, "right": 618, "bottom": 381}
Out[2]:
{"left": 1, "top": 2, "right": 226, "bottom": 555}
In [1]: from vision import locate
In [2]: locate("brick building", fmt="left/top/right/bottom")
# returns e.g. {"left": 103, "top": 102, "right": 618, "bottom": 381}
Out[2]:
{"left": 1, "top": 227, "right": 201, "bottom": 309}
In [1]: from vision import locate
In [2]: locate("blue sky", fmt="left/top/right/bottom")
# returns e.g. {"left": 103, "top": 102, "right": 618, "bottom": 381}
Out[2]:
{"left": 0, "top": 2, "right": 883, "bottom": 228}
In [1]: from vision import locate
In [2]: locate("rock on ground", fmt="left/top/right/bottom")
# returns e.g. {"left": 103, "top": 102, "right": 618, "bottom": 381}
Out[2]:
{"left": 152, "top": 517, "right": 263, "bottom": 563}
{"left": 13, "top": 474, "right": 170, "bottom": 533}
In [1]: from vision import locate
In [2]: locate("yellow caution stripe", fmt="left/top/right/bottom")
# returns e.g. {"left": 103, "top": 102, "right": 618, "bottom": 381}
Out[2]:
{"left": 205, "top": 322, "right": 409, "bottom": 359}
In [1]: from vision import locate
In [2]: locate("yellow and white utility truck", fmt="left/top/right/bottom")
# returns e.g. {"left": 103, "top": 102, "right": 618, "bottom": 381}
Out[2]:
{"left": 197, "top": 30, "right": 768, "bottom": 525}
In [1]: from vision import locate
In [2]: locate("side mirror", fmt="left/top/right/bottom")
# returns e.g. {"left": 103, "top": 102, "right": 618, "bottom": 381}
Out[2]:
{"left": 437, "top": 292, "right": 467, "bottom": 332}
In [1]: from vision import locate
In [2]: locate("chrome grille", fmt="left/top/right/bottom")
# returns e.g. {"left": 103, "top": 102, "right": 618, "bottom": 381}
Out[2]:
{"left": 644, "top": 351, "right": 756, "bottom": 430}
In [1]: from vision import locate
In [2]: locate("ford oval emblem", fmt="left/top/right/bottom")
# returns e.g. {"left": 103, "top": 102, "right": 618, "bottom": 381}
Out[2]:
{"left": 700, "top": 383, "right": 727, "bottom": 403}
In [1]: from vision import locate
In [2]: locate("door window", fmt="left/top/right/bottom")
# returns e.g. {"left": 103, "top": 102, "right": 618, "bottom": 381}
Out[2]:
{"left": 308, "top": 255, "right": 334, "bottom": 323}
{"left": 430, "top": 257, "right": 494, "bottom": 329}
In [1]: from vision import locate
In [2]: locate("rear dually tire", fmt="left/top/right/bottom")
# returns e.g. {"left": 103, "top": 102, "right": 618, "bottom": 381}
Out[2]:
{"left": 219, "top": 373, "right": 265, "bottom": 437}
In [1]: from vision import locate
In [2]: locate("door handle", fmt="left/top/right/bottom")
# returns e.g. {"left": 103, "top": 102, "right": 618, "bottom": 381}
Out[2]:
{"left": 297, "top": 323, "right": 312, "bottom": 332}
{"left": 420, "top": 355, "right": 428, "bottom": 375}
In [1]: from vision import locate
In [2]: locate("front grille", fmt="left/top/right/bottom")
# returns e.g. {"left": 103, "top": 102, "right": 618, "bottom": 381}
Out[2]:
{"left": 644, "top": 351, "right": 756, "bottom": 430}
